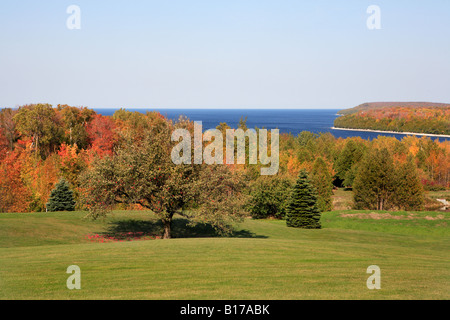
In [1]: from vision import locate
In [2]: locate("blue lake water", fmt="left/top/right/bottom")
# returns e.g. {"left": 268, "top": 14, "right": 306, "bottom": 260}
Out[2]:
{"left": 94, "top": 108, "right": 449, "bottom": 142}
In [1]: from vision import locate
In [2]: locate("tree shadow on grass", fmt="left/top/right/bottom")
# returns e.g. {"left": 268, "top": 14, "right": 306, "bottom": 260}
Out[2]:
{"left": 100, "top": 218, "right": 267, "bottom": 240}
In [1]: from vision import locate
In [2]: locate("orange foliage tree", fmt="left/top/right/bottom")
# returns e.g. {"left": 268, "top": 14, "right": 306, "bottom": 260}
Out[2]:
{"left": 0, "top": 141, "right": 32, "bottom": 212}
{"left": 86, "top": 114, "right": 118, "bottom": 160}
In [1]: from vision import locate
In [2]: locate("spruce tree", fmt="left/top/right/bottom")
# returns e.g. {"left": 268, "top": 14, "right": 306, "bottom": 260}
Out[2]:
{"left": 46, "top": 179, "right": 76, "bottom": 212}
{"left": 286, "top": 170, "right": 321, "bottom": 229}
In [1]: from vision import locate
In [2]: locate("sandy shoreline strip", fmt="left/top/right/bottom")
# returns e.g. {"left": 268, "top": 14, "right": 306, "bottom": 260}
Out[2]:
{"left": 331, "top": 127, "right": 450, "bottom": 138}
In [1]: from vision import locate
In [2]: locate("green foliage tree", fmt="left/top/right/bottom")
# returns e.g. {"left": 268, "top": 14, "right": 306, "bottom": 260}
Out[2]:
{"left": 58, "top": 105, "right": 95, "bottom": 149}
{"left": 247, "top": 175, "right": 293, "bottom": 219}
{"left": 392, "top": 155, "right": 425, "bottom": 210}
{"left": 216, "top": 122, "right": 231, "bottom": 135}
{"left": 112, "top": 108, "right": 163, "bottom": 142}
{"left": 14, "top": 104, "right": 64, "bottom": 158}
{"left": 80, "top": 118, "right": 247, "bottom": 239}
{"left": 334, "top": 139, "right": 366, "bottom": 187}
{"left": 46, "top": 179, "right": 76, "bottom": 212}
{"left": 310, "top": 157, "right": 333, "bottom": 212}
{"left": 353, "top": 148, "right": 396, "bottom": 210}
{"left": 295, "top": 131, "right": 318, "bottom": 163}
{"left": 286, "top": 170, "right": 321, "bottom": 229}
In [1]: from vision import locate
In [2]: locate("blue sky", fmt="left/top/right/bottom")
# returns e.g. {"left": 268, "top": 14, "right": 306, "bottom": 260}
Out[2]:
{"left": 1, "top": 0, "right": 449, "bottom": 109}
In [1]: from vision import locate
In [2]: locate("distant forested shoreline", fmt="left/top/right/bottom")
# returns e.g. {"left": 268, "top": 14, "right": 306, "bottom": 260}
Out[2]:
{"left": 334, "top": 102, "right": 450, "bottom": 135}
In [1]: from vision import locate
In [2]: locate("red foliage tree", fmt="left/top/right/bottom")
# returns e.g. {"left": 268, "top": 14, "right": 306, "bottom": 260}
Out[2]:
{"left": 0, "top": 147, "right": 32, "bottom": 213}
{"left": 86, "top": 115, "right": 118, "bottom": 159}
{"left": 0, "top": 128, "right": 9, "bottom": 159}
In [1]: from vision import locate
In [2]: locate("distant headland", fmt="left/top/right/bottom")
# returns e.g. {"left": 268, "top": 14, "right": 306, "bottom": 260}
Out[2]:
{"left": 334, "top": 102, "right": 450, "bottom": 136}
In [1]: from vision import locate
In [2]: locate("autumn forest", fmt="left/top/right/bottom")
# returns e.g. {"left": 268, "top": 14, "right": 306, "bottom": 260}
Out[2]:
{"left": 334, "top": 102, "right": 450, "bottom": 135}
{"left": 1, "top": 103, "right": 449, "bottom": 217}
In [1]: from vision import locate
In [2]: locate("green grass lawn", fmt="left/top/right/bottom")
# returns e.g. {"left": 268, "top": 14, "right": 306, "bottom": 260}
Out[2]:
{"left": 0, "top": 210, "right": 448, "bottom": 300}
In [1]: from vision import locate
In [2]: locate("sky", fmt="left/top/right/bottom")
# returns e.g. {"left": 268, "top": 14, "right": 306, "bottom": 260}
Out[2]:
{"left": 1, "top": 0, "right": 450, "bottom": 109}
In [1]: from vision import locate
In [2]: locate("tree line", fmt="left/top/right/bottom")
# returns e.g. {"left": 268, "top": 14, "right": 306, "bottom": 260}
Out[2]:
{"left": 1, "top": 104, "right": 449, "bottom": 236}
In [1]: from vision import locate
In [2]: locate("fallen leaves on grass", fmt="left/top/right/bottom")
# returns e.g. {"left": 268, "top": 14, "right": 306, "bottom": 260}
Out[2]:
{"left": 85, "top": 232, "right": 161, "bottom": 243}
{"left": 339, "top": 212, "right": 446, "bottom": 220}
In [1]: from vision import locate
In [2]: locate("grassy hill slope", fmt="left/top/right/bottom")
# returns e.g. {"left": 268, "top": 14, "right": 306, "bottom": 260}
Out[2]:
{"left": 0, "top": 210, "right": 448, "bottom": 300}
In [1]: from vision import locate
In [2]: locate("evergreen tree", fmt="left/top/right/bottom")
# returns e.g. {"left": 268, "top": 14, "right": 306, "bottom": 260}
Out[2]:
{"left": 46, "top": 179, "right": 76, "bottom": 212}
{"left": 286, "top": 170, "right": 321, "bottom": 229}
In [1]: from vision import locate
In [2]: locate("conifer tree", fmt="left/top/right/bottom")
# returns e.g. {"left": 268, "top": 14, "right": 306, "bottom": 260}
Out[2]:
{"left": 286, "top": 170, "right": 321, "bottom": 229}
{"left": 46, "top": 179, "right": 76, "bottom": 212}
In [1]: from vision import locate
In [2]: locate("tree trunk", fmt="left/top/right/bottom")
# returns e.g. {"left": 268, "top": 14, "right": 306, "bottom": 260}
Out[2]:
{"left": 35, "top": 134, "right": 39, "bottom": 154}
{"left": 162, "top": 216, "right": 173, "bottom": 239}
{"left": 377, "top": 197, "right": 383, "bottom": 211}
{"left": 379, "top": 199, "right": 383, "bottom": 211}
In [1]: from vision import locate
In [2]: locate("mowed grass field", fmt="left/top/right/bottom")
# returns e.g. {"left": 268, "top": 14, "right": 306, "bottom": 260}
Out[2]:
{"left": 0, "top": 208, "right": 448, "bottom": 300}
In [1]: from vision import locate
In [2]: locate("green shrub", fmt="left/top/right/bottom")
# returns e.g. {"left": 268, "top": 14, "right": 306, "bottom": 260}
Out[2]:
{"left": 247, "top": 175, "right": 293, "bottom": 219}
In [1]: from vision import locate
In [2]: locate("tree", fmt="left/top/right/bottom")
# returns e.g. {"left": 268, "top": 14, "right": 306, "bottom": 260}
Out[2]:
{"left": 14, "top": 104, "right": 64, "bottom": 158}
{"left": 286, "top": 170, "right": 321, "bottom": 229}
{"left": 20, "top": 150, "right": 59, "bottom": 212}
{"left": 58, "top": 143, "right": 86, "bottom": 188}
{"left": 46, "top": 179, "right": 76, "bottom": 212}
{"left": 86, "top": 114, "right": 118, "bottom": 158}
{"left": 80, "top": 118, "right": 247, "bottom": 239}
{"left": 58, "top": 105, "right": 95, "bottom": 149}
{"left": 0, "top": 128, "right": 8, "bottom": 156}
{"left": 310, "top": 157, "right": 333, "bottom": 212}
{"left": 247, "top": 175, "right": 293, "bottom": 219}
{"left": 334, "top": 139, "right": 366, "bottom": 187}
{"left": 0, "top": 148, "right": 32, "bottom": 212}
{"left": 353, "top": 148, "right": 396, "bottom": 210}
{"left": 194, "top": 164, "right": 248, "bottom": 235}
{"left": 0, "top": 108, "right": 18, "bottom": 151}
{"left": 393, "top": 155, "right": 425, "bottom": 210}
{"left": 112, "top": 109, "right": 163, "bottom": 141}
